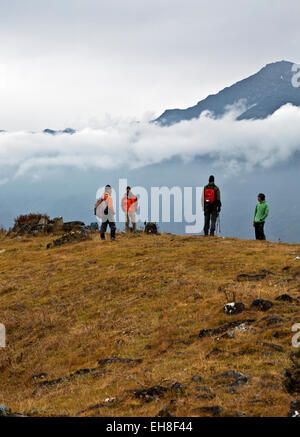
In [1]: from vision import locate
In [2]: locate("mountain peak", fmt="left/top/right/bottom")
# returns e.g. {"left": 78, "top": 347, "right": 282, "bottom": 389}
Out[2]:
{"left": 155, "top": 60, "right": 300, "bottom": 125}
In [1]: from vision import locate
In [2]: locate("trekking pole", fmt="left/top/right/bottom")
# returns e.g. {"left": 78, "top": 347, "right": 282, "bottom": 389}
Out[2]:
{"left": 217, "top": 213, "right": 221, "bottom": 235}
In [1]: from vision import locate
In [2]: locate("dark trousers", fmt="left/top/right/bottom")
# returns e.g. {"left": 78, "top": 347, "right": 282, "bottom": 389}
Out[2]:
{"left": 204, "top": 205, "right": 218, "bottom": 235}
{"left": 100, "top": 220, "right": 116, "bottom": 240}
{"left": 254, "top": 222, "right": 266, "bottom": 240}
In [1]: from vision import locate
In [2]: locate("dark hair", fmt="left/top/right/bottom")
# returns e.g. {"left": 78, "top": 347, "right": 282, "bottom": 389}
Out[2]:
{"left": 105, "top": 184, "right": 111, "bottom": 189}
{"left": 127, "top": 186, "right": 131, "bottom": 190}
{"left": 209, "top": 175, "right": 215, "bottom": 183}
{"left": 258, "top": 193, "right": 265, "bottom": 201}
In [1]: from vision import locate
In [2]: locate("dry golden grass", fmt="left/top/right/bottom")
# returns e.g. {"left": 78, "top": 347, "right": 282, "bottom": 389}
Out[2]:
{"left": 0, "top": 232, "right": 299, "bottom": 417}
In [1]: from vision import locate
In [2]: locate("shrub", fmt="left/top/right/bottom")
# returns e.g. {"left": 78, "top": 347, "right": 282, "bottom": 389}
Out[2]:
{"left": 14, "top": 213, "right": 50, "bottom": 227}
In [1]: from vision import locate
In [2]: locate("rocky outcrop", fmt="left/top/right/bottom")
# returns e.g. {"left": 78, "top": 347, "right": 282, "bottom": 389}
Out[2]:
{"left": 8, "top": 215, "right": 97, "bottom": 238}
{"left": 8, "top": 215, "right": 64, "bottom": 236}
{"left": 284, "top": 349, "right": 300, "bottom": 394}
{"left": 46, "top": 230, "right": 90, "bottom": 248}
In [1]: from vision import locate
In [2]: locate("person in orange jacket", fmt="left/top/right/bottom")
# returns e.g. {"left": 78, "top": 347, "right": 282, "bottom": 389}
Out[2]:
{"left": 95, "top": 185, "right": 116, "bottom": 241}
{"left": 121, "top": 186, "right": 138, "bottom": 233}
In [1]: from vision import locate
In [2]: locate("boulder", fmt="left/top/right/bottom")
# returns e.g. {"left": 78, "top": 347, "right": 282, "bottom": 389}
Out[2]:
{"left": 0, "top": 404, "right": 11, "bottom": 416}
{"left": 213, "top": 370, "right": 250, "bottom": 386}
{"left": 288, "top": 399, "right": 300, "bottom": 417}
{"left": 275, "top": 294, "right": 293, "bottom": 302}
{"left": 223, "top": 302, "right": 245, "bottom": 315}
{"left": 192, "top": 406, "right": 223, "bottom": 417}
{"left": 284, "top": 349, "right": 300, "bottom": 394}
{"left": 62, "top": 221, "right": 85, "bottom": 232}
{"left": 251, "top": 298, "right": 273, "bottom": 311}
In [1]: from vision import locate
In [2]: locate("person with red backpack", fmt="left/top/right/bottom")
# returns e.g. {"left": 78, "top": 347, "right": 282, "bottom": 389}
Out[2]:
{"left": 201, "top": 175, "right": 221, "bottom": 236}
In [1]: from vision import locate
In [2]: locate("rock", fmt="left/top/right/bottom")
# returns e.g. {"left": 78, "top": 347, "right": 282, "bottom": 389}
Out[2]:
{"left": 191, "top": 375, "right": 203, "bottom": 383}
{"left": 0, "top": 404, "right": 11, "bottom": 416}
{"left": 97, "top": 357, "right": 142, "bottom": 366}
{"left": 284, "top": 349, "right": 300, "bottom": 394}
{"left": 275, "top": 294, "right": 294, "bottom": 302}
{"left": 192, "top": 406, "right": 223, "bottom": 417}
{"left": 38, "top": 217, "right": 49, "bottom": 225}
{"left": 257, "top": 342, "right": 284, "bottom": 352}
{"left": 262, "top": 315, "right": 283, "bottom": 326}
{"left": 195, "top": 386, "right": 211, "bottom": 393}
{"left": 216, "top": 331, "right": 235, "bottom": 340}
{"left": 156, "top": 405, "right": 173, "bottom": 417}
{"left": 195, "top": 393, "right": 216, "bottom": 400}
{"left": 223, "top": 302, "right": 245, "bottom": 315}
{"left": 237, "top": 273, "right": 266, "bottom": 282}
{"left": 134, "top": 385, "right": 168, "bottom": 402}
{"left": 195, "top": 386, "right": 216, "bottom": 400}
{"left": 234, "top": 323, "right": 254, "bottom": 332}
{"left": 32, "top": 373, "right": 48, "bottom": 381}
{"left": 206, "top": 347, "right": 224, "bottom": 358}
{"left": 62, "top": 221, "right": 85, "bottom": 232}
{"left": 198, "top": 319, "right": 256, "bottom": 338}
{"left": 251, "top": 298, "right": 273, "bottom": 311}
{"left": 47, "top": 231, "right": 90, "bottom": 248}
{"left": 225, "top": 387, "right": 237, "bottom": 394}
{"left": 288, "top": 399, "right": 300, "bottom": 417}
{"left": 51, "top": 217, "right": 63, "bottom": 231}
{"left": 171, "top": 382, "right": 183, "bottom": 392}
{"left": 213, "top": 370, "right": 250, "bottom": 386}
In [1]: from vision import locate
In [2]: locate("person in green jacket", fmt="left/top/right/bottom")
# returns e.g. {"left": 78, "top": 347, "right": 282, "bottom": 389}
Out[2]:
{"left": 253, "top": 193, "right": 269, "bottom": 240}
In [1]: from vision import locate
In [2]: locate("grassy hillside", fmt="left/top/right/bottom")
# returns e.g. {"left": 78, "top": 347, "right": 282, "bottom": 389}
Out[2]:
{"left": 0, "top": 232, "right": 299, "bottom": 417}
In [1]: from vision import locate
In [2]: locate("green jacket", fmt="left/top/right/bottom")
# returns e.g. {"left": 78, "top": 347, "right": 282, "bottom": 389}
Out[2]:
{"left": 254, "top": 201, "right": 269, "bottom": 223}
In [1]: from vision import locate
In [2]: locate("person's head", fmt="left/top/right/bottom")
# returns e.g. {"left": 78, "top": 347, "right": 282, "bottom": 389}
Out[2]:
{"left": 105, "top": 184, "right": 112, "bottom": 194}
{"left": 126, "top": 186, "right": 131, "bottom": 194}
{"left": 258, "top": 193, "right": 265, "bottom": 202}
{"left": 209, "top": 175, "right": 215, "bottom": 183}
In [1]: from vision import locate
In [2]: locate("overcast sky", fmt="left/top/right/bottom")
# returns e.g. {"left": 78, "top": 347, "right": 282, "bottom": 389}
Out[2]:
{"left": 1, "top": 0, "right": 300, "bottom": 130}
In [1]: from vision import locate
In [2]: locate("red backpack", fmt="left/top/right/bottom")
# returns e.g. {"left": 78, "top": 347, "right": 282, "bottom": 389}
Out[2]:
{"left": 204, "top": 188, "right": 215, "bottom": 204}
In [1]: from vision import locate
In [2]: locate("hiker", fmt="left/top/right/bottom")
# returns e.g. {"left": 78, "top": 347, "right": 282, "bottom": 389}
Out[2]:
{"left": 95, "top": 185, "right": 116, "bottom": 241}
{"left": 253, "top": 193, "right": 269, "bottom": 240}
{"left": 201, "top": 175, "right": 222, "bottom": 236}
{"left": 121, "top": 186, "right": 138, "bottom": 233}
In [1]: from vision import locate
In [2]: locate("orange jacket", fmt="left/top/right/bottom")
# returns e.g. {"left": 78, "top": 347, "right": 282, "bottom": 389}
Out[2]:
{"left": 102, "top": 192, "right": 115, "bottom": 213}
{"left": 95, "top": 192, "right": 115, "bottom": 217}
{"left": 121, "top": 193, "right": 138, "bottom": 212}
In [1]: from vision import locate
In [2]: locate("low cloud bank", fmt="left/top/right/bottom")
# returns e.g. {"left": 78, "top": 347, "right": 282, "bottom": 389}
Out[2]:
{"left": 1, "top": 104, "right": 300, "bottom": 184}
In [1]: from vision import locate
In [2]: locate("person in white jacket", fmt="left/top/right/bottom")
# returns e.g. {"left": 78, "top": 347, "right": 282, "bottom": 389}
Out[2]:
{"left": 95, "top": 185, "right": 116, "bottom": 241}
